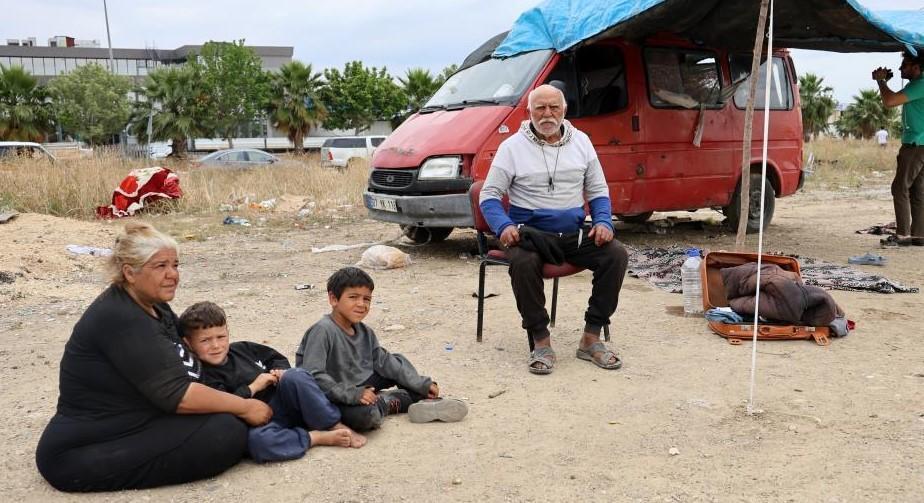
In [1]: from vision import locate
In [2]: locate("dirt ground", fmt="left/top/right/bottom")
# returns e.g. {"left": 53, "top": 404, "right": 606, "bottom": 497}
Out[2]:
{"left": 1, "top": 187, "right": 922, "bottom": 502}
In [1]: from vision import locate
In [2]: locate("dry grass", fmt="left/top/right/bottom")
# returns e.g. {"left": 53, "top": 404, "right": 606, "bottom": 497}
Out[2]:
{"left": 802, "top": 137, "right": 897, "bottom": 191}
{"left": 0, "top": 150, "right": 371, "bottom": 221}
{"left": 0, "top": 138, "right": 897, "bottom": 224}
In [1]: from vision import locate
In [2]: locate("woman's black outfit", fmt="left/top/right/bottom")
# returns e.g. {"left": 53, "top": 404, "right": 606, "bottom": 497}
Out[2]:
{"left": 35, "top": 285, "right": 247, "bottom": 492}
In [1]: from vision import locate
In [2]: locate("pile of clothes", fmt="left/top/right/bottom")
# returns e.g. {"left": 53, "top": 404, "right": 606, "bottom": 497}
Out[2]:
{"left": 705, "top": 262, "right": 850, "bottom": 337}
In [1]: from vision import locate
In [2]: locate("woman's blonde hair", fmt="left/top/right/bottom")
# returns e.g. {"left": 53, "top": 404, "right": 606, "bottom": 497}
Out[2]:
{"left": 106, "top": 221, "right": 178, "bottom": 285}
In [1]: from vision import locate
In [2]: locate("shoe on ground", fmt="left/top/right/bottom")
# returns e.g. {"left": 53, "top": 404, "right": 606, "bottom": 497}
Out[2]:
{"left": 408, "top": 398, "right": 468, "bottom": 423}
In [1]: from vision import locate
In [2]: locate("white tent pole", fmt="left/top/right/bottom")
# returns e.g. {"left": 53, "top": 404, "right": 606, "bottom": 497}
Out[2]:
{"left": 735, "top": 0, "right": 772, "bottom": 250}
{"left": 748, "top": 0, "right": 775, "bottom": 416}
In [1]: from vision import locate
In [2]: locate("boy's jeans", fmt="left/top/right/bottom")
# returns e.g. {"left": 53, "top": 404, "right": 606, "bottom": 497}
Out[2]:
{"left": 248, "top": 368, "right": 341, "bottom": 463}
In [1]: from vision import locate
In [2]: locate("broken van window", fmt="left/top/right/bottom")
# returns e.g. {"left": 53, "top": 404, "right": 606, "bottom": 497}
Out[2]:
{"left": 730, "top": 56, "right": 792, "bottom": 110}
{"left": 645, "top": 48, "right": 722, "bottom": 109}
{"left": 425, "top": 50, "right": 551, "bottom": 109}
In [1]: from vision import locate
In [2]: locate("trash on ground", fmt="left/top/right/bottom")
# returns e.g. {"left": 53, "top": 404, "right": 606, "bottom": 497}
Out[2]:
{"left": 66, "top": 244, "right": 113, "bottom": 257}
{"left": 223, "top": 216, "right": 251, "bottom": 226}
{"left": 669, "top": 447, "right": 680, "bottom": 456}
{"left": 250, "top": 198, "right": 276, "bottom": 210}
{"left": 218, "top": 203, "right": 236, "bottom": 212}
{"left": 444, "top": 342, "right": 454, "bottom": 351}
{"left": 488, "top": 389, "right": 507, "bottom": 399}
{"left": 384, "top": 324, "right": 406, "bottom": 332}
{"left": 96, "top": 166, "right": 182, "bottom": 219}
{"left": 312, "top": 240, "right": 386, "bottom": 253}
{"left": 294, "top": 284, "right": 315, "bottom": 291}
{"left": 358, "top": 245, "right": 412, "bottom": 269}
{"left": 471, "top": 292, "right": 499, "bottom": 299}
{"left": 0, "top": 210, "right": 19, "bottom": 224}
{"left": 847, "top": 252, "right": 887, "bottom": 266}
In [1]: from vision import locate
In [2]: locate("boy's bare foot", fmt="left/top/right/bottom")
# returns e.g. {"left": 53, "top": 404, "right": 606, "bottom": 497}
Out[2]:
{"left": 308, "top": 429, "right": 352, "bottom": 448}
{"left": 332, "top": 422, "right": 367, "bottom": 448}
{"left": 349, "top": 430, "right": 367, "bottom": 448}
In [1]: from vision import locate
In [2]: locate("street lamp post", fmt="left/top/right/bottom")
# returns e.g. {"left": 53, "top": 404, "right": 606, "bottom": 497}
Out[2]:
{"left": 103, "top": 0, "right": 115, "bottom": 74}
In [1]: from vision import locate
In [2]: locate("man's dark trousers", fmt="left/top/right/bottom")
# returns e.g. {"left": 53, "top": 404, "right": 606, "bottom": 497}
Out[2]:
{"left": 505, "top": 231, "right": 629, "bottom": 343}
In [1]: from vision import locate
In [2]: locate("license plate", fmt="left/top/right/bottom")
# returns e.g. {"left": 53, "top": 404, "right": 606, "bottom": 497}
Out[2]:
{"left": 367, "top": 195, "right": 397, "bottom": 212}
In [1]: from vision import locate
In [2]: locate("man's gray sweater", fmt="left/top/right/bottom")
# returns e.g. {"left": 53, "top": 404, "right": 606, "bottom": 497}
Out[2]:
{"left": 295, "top": 315, "right": 432, "bottom": 405}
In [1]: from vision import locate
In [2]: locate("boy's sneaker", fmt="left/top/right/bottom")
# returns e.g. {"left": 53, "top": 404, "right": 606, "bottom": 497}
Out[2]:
{"left": 380, "top": 389, "right": 414, "bottom": 415}
{"left": 408, "top": 398, "right": 469, "bottom": 423}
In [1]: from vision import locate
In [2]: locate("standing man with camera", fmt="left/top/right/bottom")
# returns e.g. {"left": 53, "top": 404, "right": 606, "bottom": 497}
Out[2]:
{"left": 873, "top": 51, "right": 924, "bottom": 247}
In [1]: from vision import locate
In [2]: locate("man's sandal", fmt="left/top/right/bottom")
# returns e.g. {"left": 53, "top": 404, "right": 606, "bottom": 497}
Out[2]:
{"left": 527, "top": 346, "right": 556, "bottom": 375}
{"left": 576, "top": 342, "right": 622, "bottom": 370}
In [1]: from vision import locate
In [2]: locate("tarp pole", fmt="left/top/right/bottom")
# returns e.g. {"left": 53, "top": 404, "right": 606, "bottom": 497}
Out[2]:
{"left": 735, "top": 0, "right": 772, "bottom": 250}
{"left": 748, "top": 0, "right": 775, "bottom": 417}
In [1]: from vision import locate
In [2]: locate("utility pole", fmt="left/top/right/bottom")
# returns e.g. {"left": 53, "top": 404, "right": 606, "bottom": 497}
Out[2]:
{"left": 103, "top": 0, "right": 115, "bottom": 74}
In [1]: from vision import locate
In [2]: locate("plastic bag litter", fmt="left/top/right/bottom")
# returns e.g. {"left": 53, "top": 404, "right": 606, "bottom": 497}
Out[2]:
{"left": 358, "top": 245, "right": 412, "bottom": 270}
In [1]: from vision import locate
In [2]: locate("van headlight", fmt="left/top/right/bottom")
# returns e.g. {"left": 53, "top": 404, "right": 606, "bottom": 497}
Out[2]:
{"left": 418, "top": 156, "right": 461, "bottom": 179}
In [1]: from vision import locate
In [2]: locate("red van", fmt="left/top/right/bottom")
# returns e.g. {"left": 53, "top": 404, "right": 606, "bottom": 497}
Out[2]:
{"left": 365, "top": 34, "right": 804, "bottom": 243}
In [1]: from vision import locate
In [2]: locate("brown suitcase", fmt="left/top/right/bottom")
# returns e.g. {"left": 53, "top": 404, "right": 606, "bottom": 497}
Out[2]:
{"left": 700, "top": 251, "right": 831, "bottom": 346}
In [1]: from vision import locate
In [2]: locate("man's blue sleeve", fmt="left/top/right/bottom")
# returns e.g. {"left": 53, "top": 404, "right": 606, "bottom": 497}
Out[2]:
{"left": 480, "top": 199, "right": 514, "bottom": 235}
{"left": 588, "top": 196, "right": 614, "bottom": 231}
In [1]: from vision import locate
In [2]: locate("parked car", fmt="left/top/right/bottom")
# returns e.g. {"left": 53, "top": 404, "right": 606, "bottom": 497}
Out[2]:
{"left": 0, "top": 141, "right": 57, "bottom": 162}
{"left": 195, "top": 148, "right": 280, "bottom": 168}
{"left": 320, "top": 136, "right": 386, "bottom": 168}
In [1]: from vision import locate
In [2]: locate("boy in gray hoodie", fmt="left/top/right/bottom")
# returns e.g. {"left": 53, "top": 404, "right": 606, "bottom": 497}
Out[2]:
{"left": 296, "top": 267, "right": 467, "bottom": 432}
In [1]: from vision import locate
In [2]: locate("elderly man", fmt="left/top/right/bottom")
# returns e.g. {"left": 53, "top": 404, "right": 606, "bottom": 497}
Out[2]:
{"left": 479, "top": 84, "right": 629, "bottom": 375}
{"left": 874, "top": 51, "right": 924, "bottom": 247}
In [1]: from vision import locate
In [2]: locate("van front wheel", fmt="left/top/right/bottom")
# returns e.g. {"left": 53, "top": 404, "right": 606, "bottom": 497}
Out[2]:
{"left": 723, "top": 173, "right": 775, "bottom": 233}
{"left": 400, "top": 225, "right": 453, "bottom": 244}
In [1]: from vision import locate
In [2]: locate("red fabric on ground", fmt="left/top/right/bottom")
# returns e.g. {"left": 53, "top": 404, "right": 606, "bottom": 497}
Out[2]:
{"left": 96, "top": 167, "right": 182, "bottom": 219}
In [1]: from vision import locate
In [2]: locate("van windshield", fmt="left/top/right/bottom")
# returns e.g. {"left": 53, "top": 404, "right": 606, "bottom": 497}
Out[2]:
{"left": 423, "top": 50, "right": 552, "bottom": 111}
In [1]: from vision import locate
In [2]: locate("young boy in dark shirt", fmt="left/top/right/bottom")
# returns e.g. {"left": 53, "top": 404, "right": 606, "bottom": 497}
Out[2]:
{"left": 179, "top": 301, "right": 365, "bottom": 462}
{"left": 295, "top": 266, "right": 468, "bottom": 432}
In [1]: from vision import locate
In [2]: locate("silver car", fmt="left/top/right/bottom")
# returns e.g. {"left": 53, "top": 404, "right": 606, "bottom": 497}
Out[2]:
{"left": 196, "top": 148, "right": 280, "bottom": 167}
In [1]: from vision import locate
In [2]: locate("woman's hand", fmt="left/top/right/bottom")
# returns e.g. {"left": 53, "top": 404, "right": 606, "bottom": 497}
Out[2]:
{"left": 238, "top": 399, "right": 273, "bottom": 426}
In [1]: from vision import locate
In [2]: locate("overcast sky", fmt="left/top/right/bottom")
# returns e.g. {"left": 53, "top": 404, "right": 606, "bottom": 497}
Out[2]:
{"left": 7, "top": 0, "right": 923, "bottom": 104}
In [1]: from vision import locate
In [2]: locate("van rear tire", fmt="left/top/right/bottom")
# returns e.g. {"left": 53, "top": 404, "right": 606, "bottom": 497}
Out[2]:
{"left": 723, "top": 173, "right": 775, "bottom": 233}
{"left": 401, "top": 225, "right": 453, "bottom": 244}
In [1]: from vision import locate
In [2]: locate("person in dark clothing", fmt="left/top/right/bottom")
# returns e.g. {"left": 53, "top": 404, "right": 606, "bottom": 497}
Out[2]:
{"left": 35, "top": 222, "right": 272, "bottom": 493}
{"left": 296, "top": 267, "right": 468, "bottom": 433}
{"left": 179, "top": 301, "right": 365, "bottom": 462}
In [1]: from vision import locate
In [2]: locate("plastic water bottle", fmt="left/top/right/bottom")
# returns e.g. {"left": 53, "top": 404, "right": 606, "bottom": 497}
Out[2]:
{"left": 681, "top": 248, "right": 703, "bottom": 316}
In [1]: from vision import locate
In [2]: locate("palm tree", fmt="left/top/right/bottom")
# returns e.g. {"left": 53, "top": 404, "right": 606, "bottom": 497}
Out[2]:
{"left": 130, "top": 65, "right": 208, "bottom": 159}
{"left": 798, "top": 73, "right": 837, "bottom": 142}
{"left": 836, "top": 89, "right": 898, "bottom": 139}
{"left": 266, "top": 61, "right": 326, "bottom": 153}
{"left": 399, "top": 68, "right": 441, "bottom": 114}
{"left": 0, "top": 65, "right": 52, "bottom": 141}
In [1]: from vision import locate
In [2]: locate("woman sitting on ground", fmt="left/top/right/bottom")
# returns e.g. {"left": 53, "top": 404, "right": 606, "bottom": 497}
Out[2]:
{"left": 35, "top": 222, "right": 272, "bottom": 492}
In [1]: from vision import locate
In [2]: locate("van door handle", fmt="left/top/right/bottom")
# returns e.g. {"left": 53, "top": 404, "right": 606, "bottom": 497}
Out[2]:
{"left": 636, "top": 164, "right": 644, "bottom": 176}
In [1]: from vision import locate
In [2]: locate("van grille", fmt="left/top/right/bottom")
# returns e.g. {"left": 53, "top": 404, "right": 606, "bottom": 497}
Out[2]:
{"left": 370, "top": 170, "right": 413, "bottom": 188}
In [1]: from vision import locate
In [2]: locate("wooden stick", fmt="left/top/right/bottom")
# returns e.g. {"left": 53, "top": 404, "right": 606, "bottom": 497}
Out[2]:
{"left": 736, "top": 0, "right": 772, "bottom": 249}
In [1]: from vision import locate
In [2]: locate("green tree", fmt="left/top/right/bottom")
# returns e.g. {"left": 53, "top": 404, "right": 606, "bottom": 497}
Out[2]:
{"left": 266, "top": 61, "right": 326, "bottom": 153}
{"left": 438, "top": 64, "right": 459, "bottom": 84}
{"left": 798, "top": 73, "right": 837, "bottom": 142}
{"left": 836, "top": 89, "right": 899, "bottom": 139}
{"left": 320, "top": 61, "right": 406, "bottom": 135}
{"left": 0, "top": 65, "right": 52, "bottom": 141}
{"left": 48, "top": 63, "right": 131, "bottom": 145}
{"left": 130, "top": 65, "right": 208, "bottom": 159}
{"left": 399, "top": 67, "right": 441, "bottom": 114}
{"left": 193, "top": 40, "right": 269, "bottom": 147}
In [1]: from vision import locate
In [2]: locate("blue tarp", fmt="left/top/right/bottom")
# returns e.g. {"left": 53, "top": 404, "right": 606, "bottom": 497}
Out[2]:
{"left": 494, "top": 0, "right": 924, "bottom": 58}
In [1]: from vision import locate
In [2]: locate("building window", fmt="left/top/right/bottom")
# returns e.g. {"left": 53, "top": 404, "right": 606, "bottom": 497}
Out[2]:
{"left": 0, "top": 57, "right": 10, "bottom": 68}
